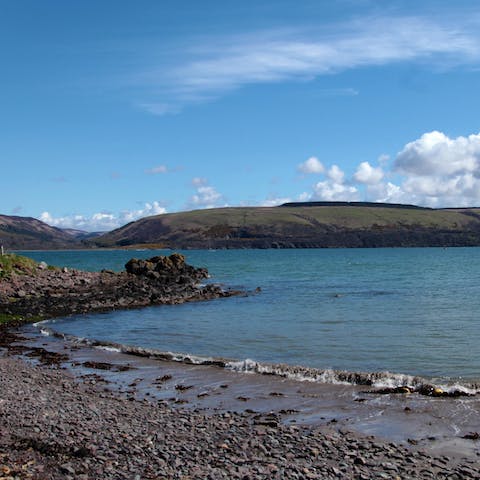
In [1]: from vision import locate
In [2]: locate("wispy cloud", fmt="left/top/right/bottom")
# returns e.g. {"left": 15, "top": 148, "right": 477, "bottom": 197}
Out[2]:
{"left": 134, "top": 15, "right": 480, "bottom": 114}
{"left": 145, "top": 165, "right": 168, "bottom": 175}
{"left": 145, "top": 164, "right": 183, "bottom": 175}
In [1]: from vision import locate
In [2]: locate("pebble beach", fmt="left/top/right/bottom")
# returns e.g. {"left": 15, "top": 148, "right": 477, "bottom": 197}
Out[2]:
{"left": 2, "top": 320, "right": 480, "bottom": 479}
{"left": 2, "top": 353, "right": 480, "bottom": 480}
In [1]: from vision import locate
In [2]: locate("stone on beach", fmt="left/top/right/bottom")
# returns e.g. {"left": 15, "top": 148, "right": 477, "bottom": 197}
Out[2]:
{"left": 1, "top": 356, "right": 479, "bottom": 479}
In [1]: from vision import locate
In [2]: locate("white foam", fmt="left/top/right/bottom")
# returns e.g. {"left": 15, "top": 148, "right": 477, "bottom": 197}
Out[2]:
{"left": 27, "top": 323, "right": 480, "bottom": 394}
{"left": 94, "top": 345, "right": 121, "bottom": 353}
{"left": 39, "top": 327, "right": 51, "bottom": 337}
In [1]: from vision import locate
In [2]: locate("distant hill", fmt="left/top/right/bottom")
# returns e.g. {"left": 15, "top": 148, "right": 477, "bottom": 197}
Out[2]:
{"left": 0, "top": 215, "right": 81, "bottom": 250}
{"left": 92, "top": 202, "right": 480, "bottom": 249}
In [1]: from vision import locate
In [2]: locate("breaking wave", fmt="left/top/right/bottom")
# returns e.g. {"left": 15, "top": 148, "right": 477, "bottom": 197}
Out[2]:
{"left": 34, "top": 321, "right": 479, "bottom": 395}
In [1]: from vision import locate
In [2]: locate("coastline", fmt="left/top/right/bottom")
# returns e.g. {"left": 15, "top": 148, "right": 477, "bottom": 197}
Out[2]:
{"left": 1, "top": 323, "right": 479, "bottom": 478}
{"left": 1, "top": 253, "right": 480, "bottom": 478}
{"left": 2, "top": 331, "right": 480, "bottom": 480}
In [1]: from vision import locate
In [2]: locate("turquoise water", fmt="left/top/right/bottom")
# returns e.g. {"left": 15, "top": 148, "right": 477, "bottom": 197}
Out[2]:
{"left": 18, "top": 248, "right": 480, "bottom": 381}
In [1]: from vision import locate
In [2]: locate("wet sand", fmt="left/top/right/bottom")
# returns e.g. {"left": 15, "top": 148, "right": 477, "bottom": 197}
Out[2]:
{"left": 16, "top": 324, "right": 480, "bottom": 462}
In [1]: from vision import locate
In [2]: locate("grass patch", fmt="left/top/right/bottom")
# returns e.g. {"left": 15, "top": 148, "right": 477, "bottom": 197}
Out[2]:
{"left": 0, "top": 313, "right": 45, "bottom": 325}
{"left": 0, "top": 313, "right": 24, "bottom": 324}
{"left": 0, "top": 253, "right": 38, "bottom": 279}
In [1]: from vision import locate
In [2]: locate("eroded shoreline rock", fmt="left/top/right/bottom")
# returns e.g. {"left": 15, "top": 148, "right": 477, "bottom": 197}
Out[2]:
{"left": 0, "top": 253, "right": 239, "bottom": 319}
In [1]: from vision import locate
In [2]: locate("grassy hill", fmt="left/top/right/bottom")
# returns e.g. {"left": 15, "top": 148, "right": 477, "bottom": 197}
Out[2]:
{"left": 92, "top": 203, "right": 480, "bottom": 249}
{"left": 0, "top": 215, "right": 80, "bottom": 250}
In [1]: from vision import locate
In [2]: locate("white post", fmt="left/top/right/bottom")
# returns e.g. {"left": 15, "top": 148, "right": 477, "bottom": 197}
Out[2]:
{"left": 0, "top": 245, "right": 3, "bottom": 256}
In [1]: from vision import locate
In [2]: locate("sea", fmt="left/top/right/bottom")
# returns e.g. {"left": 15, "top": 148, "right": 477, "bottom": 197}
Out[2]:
{"left": 16, "top": 247, "right": 480, "bottom": 388}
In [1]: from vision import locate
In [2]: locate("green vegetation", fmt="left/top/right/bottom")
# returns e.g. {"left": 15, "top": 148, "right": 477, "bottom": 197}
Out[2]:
{"left": 92, "top": 203, "right": 480, "bottom": 249}
{"left": 0, "top": 313, "right": 24, "bottom": 324}
{"left": 0, "top": 313, "right": 45, "bottom": 325}
{"left": 132, "top": 205, "right": 475, "bottom": 231}
{"left": 0, "top": 253, "right": 38, "bottom": 279}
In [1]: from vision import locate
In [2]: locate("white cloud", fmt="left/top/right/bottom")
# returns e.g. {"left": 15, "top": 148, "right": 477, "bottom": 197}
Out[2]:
{"left": 312, "top": 181, "right": 359, "bottom": 202}
{"left": 377, "top": 153, "right": 390, "bottom": 166}
{"left": 135, "top": 15, "right": 480, "bottom": 114}
{"left": 306, "top": 164, "right": 359, "bottom": 201}
{"left": 353, "top": 161, "right": 384, "bottom": 184}
{"left": 326, "top": 165, "right": 345, "bottom": 183}
{"left": 364, "top": 181, "right": 408, "bottom": 204}
{"left": 297, "top": 156, "right": 325, "bottom": 174}
{"left": 297, "top": 192, "right": 310, "bottom": 202}
{"left": 191, "top": 177, "right": 208, "bottom": 187}
{"left": 261, "top": 197, "right": 292, "bottom": 207}
{"left": 295, "top": 130, "right": 480, "bottom": 208}
{"left": 395, "top": 130, "right": 480, "bottom": 176}
{"left": 188, "top": 178, "right": 225, "bottom": 209}
{"left": 390, "top": 130, "right": 480, "bottom": 207}
{"left": 145, "top": 165, "right": 168, "bottom": 175}
{"left": 119, "top": 201, "right": 167, "bottom": 223}
{"left": 39, "top": 201, "right": 167, "bottom": 232}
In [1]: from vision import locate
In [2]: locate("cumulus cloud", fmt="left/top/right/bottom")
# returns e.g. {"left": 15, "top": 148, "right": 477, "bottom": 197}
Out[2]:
{"left": 305, "top": 165, "right": 359, "bottom": 201}
{"left": 188, "top": 178, "right": 225, "bottom": 209}
{"left": 312, "top": 181, "right": 358, "bottom": 202}
{"left": 390, "top": 130, "right": 480, "bottom": 207}
{"left": 134, "top": 15, "right": 480, "bottom": 114}
{"left": 353, "top": 161, "right": 384, "bottom": 184}
{"left": 297, "top": 156, "right": 325, "bottom": 175}
{"left": 297, "top": 130, "right": 480, "bottom": 208}
{"left": 39, "top": 201, "right": 167, "bottom": 232}
{"left": 395, "top": 130, "right": 480, "bottom": 176}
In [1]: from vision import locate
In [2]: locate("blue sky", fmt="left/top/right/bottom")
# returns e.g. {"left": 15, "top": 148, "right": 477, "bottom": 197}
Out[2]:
{"left": 2, "top": 1, "right": 480, "bottom": 231}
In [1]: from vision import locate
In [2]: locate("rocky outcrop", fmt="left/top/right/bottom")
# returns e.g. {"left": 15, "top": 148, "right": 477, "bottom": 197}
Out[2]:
{"left": 0, "top": 254, "right": 239, "bottom": 319}
{"left": 124, "top": 253, "right": 208, "bottom": 283}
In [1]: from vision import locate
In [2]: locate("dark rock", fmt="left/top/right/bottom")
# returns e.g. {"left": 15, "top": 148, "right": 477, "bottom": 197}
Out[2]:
{"left": 0, "top": 254, "right": 241, "bottom": 320}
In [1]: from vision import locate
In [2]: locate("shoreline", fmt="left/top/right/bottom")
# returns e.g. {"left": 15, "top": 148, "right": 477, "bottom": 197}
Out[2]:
{"left": 36, "top": 319, "right": 480, "bottom": 395}
{"left": 2, "top": 329, "right": 480, "bottom": 479}
{"left": 2, "top": 253, "right": 480, "bottom": 477}
{"left": 0, "top": 253, "right": 241, "bottom": 320}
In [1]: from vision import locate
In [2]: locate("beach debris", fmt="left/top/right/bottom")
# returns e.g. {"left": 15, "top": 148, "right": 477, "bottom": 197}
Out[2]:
{"left": 153, "top": 374, "right": 173, "bottom": 384}
{"left": 175, "top": 384, "right": 193, "bottom": 391}
{"left": 25, "top": 347, "right": 69, "bottom": 367}
{"left": 77, "top": 361, "right": 135, "bottom": 372}
{"left": 278, "top": 408, "right": 299, "bottom": 415}
{"left": 462, "top": 432, "right": 480, "bottom": 440}
{"left": 253, "top": 413, "right": 279, "bottom": 428}
{"left": 364, "top": 384, "right": 474, "bottom": 398}
{"left": 236, "top": 396, "right": 250, "bottom": 402}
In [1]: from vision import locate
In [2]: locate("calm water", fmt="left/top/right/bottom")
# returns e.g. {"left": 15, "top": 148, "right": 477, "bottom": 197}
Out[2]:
{"left": 17, "top": 248, "right": 480, "bottom": 381}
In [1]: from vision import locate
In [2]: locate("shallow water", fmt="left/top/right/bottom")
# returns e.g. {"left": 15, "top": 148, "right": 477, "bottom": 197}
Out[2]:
{"left": 18, "top": 247, "right": 480, "bottom": 382}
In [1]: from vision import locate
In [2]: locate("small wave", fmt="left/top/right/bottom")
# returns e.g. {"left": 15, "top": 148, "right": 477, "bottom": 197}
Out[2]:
{"left": 32, "top": 324, "right": 479, "bottom": 394}
{"left": 95, "top": 345, "right": 121, "bottom": 353}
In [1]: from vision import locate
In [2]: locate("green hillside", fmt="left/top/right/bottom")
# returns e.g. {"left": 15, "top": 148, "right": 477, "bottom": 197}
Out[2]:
{"left": 93, "top": 203, "right": 480, "bottom": 249}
